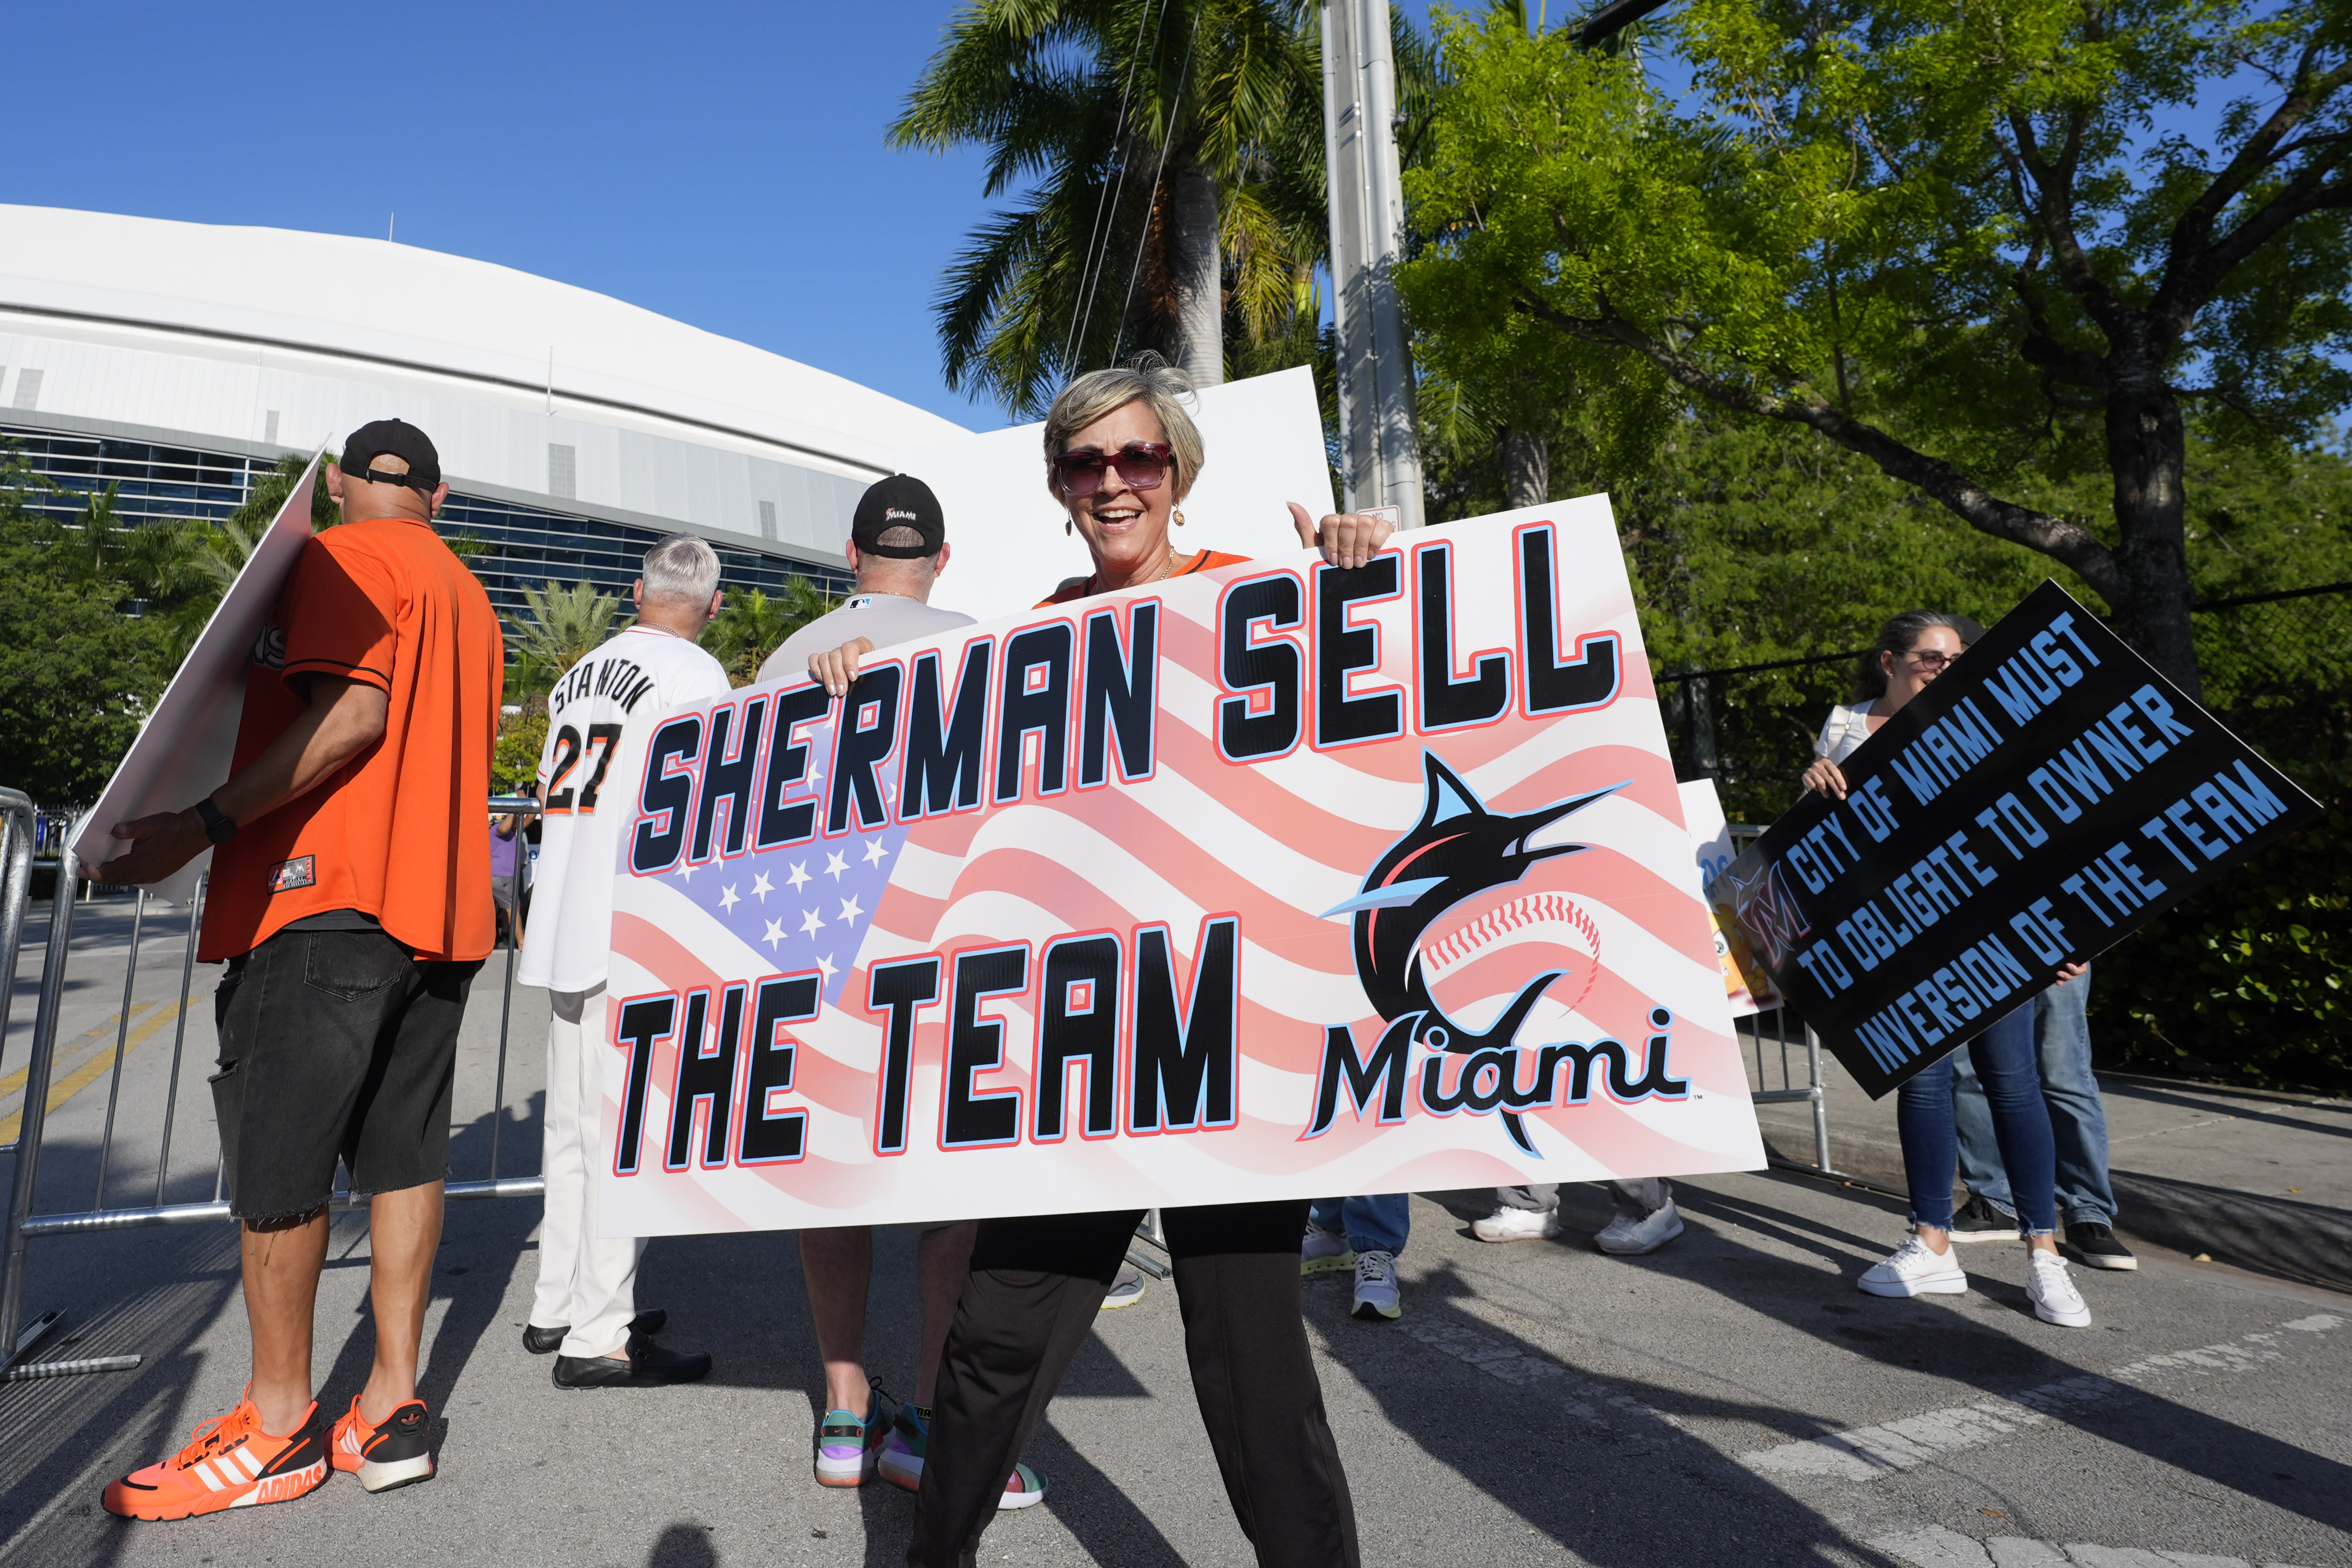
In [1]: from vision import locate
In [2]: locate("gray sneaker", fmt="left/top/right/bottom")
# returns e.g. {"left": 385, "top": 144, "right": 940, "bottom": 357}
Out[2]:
{"left": 1595, "top": 1201, "right": 1684, "bottom": 1256}
{"left": 1350, "top": 1250, "right": 1401, "bottom": 1321}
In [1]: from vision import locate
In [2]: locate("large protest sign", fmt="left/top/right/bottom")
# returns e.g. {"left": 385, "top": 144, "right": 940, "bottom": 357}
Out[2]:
{"left": 68, "top": 456, "right": 322, "bottom": 903}
{"left": 1710, "top": 581, "right": 2320, "bottom": 1098}
{"left": 598, "top": 498, "right": 1765, "bottom": 1236}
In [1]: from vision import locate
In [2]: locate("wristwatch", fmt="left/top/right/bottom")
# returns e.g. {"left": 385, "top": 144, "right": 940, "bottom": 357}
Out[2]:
{"left": 193, "top": 797, "right": 238, "bottom": 844}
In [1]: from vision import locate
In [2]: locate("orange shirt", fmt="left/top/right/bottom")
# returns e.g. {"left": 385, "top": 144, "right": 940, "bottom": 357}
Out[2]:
{"left": 200, "top": 518, "right": 506, "bottom": 963}
{"left": 1036, "top": 548, "right": 1248, "bottom": 608}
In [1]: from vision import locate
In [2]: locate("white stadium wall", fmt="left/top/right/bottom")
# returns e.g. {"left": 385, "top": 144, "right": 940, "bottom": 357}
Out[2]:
{"left": 0, "top": 204, "right": 969, "bottom": 563}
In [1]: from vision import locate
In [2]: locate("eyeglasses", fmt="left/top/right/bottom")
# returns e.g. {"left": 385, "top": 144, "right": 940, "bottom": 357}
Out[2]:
{"left": 1052, "top": 441, "right": 1172, "bottom": 496}
{"left": 1904, "top": 649, "right": 1956, "bottom": 671}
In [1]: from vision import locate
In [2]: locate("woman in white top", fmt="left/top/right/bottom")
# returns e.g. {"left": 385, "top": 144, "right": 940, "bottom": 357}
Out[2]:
{"left": 1800, "top": 611, "right": 2095, "bottom": 1328}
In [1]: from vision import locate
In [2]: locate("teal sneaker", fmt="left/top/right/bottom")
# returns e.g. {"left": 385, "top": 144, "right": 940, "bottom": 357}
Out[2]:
{"left": 877, "top": 1403, "right": 929, "bottom": 1493}
{"left": 814, "top": 1389, "right": 892, "bottom": 1488}
{"left": 877, "top": 1404, "right": 1047, "bottom": 1509}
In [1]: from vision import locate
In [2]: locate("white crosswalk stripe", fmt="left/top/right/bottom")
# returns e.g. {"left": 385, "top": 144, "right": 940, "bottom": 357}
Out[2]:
{"left": 1874, "top": 1523, "right": 2322, "bottom": 1568}
{"left": 1742, "top": 1312, "right": 2343, "bottom": 1482}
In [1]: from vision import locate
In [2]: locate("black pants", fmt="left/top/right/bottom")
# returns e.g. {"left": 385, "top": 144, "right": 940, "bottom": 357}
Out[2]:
{"left": 909, "top": 1199, "right": 1358, "bottom": 1568}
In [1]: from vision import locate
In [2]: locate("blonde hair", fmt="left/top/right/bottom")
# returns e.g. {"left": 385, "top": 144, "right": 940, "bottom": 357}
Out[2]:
{"left": 1042, "top": 351, "right": 1205, "bottom": 503}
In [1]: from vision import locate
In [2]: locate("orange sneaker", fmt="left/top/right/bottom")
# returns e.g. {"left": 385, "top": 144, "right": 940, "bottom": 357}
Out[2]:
{"left": 330, "top": 1395, "right": 435, "bottom": 1493}
{"left": 102, "top": 1394, "right": 329, "bottom": 1519}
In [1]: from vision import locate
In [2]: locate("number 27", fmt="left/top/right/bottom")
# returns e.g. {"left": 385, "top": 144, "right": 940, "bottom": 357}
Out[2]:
{"left": 544, "top": 722, "right": 623, "bottom": 814}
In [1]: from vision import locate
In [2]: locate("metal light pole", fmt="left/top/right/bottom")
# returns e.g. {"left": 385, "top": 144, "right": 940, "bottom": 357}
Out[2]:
{"left": 1322, "top": 0, "right": 1425, "bottom": 529}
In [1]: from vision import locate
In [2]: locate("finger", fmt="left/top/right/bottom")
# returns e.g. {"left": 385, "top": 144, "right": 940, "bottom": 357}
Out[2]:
{"left": 1288, "top": 502, "right": 1316, "bottom": 550}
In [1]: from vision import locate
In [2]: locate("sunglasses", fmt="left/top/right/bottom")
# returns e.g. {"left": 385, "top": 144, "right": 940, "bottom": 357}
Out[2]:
{"left": 1052, "top": 441, "right": 1172, "bottom": 496}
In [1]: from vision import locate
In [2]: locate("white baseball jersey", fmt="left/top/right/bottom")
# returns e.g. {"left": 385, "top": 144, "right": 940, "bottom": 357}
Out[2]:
{"left": 518, "top": 625, "right": 732, "bottom": 993}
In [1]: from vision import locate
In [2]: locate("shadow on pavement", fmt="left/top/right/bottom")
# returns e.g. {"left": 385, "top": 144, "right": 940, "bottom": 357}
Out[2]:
{"left": 1303, "top": 1249, "right": 1903, "bottom": 1568}
{"left": 1648, "top": 1177, "right": 2352, "bottom": 1537}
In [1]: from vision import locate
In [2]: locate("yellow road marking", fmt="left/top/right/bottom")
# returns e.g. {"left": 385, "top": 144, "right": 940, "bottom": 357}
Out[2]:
{"left": 0, "top": 1002, "right": 168, "bottom": 1099}
{"left": 0, "top": 999, "right": 197, "bottom": 1145}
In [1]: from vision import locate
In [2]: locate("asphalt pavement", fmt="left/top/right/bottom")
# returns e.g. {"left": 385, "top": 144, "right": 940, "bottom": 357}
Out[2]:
{"left": 1, "top": 898, "right": 2346, "bottom": 1568}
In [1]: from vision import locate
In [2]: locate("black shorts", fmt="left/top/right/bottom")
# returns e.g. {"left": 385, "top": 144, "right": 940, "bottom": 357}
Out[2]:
{"left": 210, "top": 925, "right": 482, "bottom": 1221}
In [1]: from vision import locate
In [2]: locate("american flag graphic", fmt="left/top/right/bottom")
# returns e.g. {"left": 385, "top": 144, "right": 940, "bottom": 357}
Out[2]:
{"left": 600, "top": 499, "right": 1766, "bottom": 1236}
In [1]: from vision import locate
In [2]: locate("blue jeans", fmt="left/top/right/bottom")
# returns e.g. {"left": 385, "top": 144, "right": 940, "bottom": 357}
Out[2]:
{"left": 1953, "top": 973, "right": 2116, "bottom": 1227}
{"left": 1895, "top": 1000, "right": 2057, "bottom": 1236}
{"left": 1308, "top": 1193, "right": 1409, "bottom": 1256}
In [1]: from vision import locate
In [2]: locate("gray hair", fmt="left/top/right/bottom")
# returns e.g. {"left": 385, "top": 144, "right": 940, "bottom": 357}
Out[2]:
{"left": 1042, "top": 351, "right": 1205, "bottom": 503}
{"left": 642, "top": 533, "right": 721, "bottom": 603}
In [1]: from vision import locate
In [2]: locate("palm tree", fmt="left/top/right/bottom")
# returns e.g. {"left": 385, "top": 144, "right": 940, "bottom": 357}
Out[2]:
{"left": 891, "top": 0, "right": 1329, "bottom": 415}
{"left": 508, "top": 580, "right": 626, "bottom": 686}
{"left": 703, "top": 578, "right": 840, "bottom": 687}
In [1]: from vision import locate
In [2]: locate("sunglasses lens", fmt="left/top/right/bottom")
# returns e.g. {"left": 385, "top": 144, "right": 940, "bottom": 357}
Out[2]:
{"left": 1057, "top": 453, "right": 1109, "bottom": 494}
{"left": 1113, "top": 445, "right": 1168, "bottom": 489}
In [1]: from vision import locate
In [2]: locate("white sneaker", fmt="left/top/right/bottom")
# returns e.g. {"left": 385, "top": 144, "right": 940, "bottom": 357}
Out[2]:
{"left": 1300, "top": 1223, "right": 1354, "bottom": 1277}
{"left": 1471, "top": 1205, "right": 1563, "bottom": 1243}
{"left": 1596, "top": 1201, "right": 1685, "bottom": 1256}
{"left": 1858, "top": 1234, "right": 1968, "bottom": 1297}
{"left": 2027, "top": 1249, "right": 2092, "bottom": 1327}
{"left": 1351, "top": 1250, "right": 1401, "bottom": 1320}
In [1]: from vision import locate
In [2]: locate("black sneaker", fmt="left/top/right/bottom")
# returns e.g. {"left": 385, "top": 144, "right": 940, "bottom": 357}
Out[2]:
{"left": 2065, "top": 1221, "right": 2139, "bottom": 1271}
{"left": 1948, "top": 1192, "right": 2015, "bottom": 1242}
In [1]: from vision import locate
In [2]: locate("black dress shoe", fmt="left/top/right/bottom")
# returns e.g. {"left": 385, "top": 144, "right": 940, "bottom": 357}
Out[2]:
{"left": 551, "top": 1332, "right": 713, "bottom": 1389}
{"left": 523, "top": 1308, "right": 668, "bottom": 1355}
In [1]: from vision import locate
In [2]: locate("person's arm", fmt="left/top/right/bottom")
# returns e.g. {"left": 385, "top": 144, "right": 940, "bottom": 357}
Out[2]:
{"left": 82, "top": 676, "right": 390, "bottom": 885}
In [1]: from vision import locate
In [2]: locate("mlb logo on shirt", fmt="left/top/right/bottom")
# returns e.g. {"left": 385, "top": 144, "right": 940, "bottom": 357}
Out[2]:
{"left": 267, "top": 855, "right": 317, "bottom": 893}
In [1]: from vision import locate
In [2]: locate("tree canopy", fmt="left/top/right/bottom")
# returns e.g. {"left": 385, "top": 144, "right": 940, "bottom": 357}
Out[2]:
{"left": 1398, "top": 0, "right": 2352, "bottom": 690}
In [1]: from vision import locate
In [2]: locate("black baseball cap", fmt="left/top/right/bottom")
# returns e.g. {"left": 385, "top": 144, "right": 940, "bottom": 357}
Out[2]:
{"left": 342, "top": 418, "right": 442, "bottom": 489}
{"left": 850, "top": 474, "right": 944, "bottom": 559}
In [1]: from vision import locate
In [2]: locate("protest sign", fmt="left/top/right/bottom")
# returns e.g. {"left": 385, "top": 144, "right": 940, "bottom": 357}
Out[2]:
{"left": 1709, "top": 581, "right": 2319, "bottom": 1098}
{"left": 68, "top": 456, "right": 322, "bottom": 904}
{"left": 1680, "top": 779, "right": 1778, "bottom": 1017}
{"left": 598, "top": 497, "right": 1766, "bottom": 1236}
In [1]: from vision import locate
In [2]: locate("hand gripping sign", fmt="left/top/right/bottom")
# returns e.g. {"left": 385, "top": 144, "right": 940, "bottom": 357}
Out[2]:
{"left": 1709, "top": 581, "right": 2321, "bottom": 1099}
{"left": 597, "top": 498, "right": 1766, "bottom": 1235}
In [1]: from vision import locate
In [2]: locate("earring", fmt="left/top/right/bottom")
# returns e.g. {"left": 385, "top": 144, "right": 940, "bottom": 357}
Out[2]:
{"left": 1065, "top": 519, "right": 1072, "bottom": 536}
{"left": 1173, "top": 508, "right": 1186, "bottom": 527}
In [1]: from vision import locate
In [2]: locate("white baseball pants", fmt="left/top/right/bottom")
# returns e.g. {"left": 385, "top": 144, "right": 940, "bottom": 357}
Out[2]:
{"left": 529, "top": 984, "right": 646, "bottom": 1360}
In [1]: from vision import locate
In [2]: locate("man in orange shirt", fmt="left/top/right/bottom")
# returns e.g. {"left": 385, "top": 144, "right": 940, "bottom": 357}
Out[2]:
{"left": 83, "top": 419, "right": 504, "bottom": 1519}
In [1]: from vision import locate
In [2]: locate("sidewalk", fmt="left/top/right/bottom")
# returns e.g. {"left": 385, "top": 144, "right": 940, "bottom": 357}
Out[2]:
{"left": 1748, "top": 1038, "right": 2352, "bottom": 1289}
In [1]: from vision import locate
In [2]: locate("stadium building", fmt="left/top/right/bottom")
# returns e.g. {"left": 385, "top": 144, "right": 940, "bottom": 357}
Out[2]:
{"left": 0, "top": 204, "right": 970, "bottom": 617}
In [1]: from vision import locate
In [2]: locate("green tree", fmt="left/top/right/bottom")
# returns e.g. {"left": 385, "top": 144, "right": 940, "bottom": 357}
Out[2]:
{"left": 1397, "top": 3, "right": 2352, "bottom": 691}
{"left": 703, "top": 579, "right": 840, "bottom": 687}
{"left": 0, "top": 461, "right": 176, "bottom": 803}
{"left": 507, "top": 580, "right": 626, "bottom": 691}
{"left": 892, "top": 0, "right": 1332, "bottom": 412}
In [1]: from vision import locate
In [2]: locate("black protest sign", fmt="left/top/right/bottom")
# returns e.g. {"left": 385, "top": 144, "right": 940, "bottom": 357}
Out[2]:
{"left": 1708, "top": 581, "right": 2320, "bottom": 1098}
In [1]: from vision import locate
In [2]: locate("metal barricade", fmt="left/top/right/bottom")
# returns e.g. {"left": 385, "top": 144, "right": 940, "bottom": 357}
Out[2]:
{"left": 0, "top": 795, "right": 549, "bottom": 1379}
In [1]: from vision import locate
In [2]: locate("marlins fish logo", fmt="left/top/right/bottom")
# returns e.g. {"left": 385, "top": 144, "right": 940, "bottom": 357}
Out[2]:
{"left": 1315, "top": 753, "right": 1622, "bottom": 1153}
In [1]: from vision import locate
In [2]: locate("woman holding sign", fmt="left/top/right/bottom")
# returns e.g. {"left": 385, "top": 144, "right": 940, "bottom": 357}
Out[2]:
{"left": 1803, "top": 611, "right": 2094, "bottom": 1329}
{"left": 896, "top": 354, "right": 1390, "bottom": 1568}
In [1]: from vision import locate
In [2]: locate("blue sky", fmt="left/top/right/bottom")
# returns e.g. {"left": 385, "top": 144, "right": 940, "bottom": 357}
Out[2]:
{"left": 2, "top": 3, "right": 2267, "bottom": 435}
{"left": 3, "top": 3, "right": 1470, "bottom": 434}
